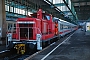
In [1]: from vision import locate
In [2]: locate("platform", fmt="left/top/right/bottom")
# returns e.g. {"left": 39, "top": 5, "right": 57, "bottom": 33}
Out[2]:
{"left": 0, "top": 38, "right": 6, "bottom": 52}
{"left": 25, "top": 29, "right": 90, "bottom": 60}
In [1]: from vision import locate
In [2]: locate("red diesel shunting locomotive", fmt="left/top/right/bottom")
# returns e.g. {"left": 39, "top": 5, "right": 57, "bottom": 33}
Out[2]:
{"left": 7, "top": 9, "right": 58, "bottom": 54}
{"left": 7, "top": 9, "right": 77, "bottom": 54}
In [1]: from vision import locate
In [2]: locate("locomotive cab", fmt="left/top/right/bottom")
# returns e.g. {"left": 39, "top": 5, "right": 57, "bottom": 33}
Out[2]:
{"left": 16, "top": 19, "right": 35, "bottom": 40}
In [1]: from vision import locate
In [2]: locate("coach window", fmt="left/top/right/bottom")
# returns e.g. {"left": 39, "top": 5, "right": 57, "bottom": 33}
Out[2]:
{"left": 68, "top": 26, "right": 70, "bottom": 29}
{"left": 63, "top": 25, "right": 65, "bottom": 29}
{"left": 67, "top": 25, "right": 69, "bottom": 29}
{"left": 69, "top": 26, "right": 71, "bottom": 29}
{"left": 66, "top": 25, "right": 68, "bottom": 29}
{"left": 8, "top": 23, "right": 12, "bottom": 31}
{"left": 14, "top": 24, "right": 16, "bottom": 29}
{"left": 63, "top": 25, "right": 68, "bottom": 29}
{"left": 60, "top": 24, "right": 63, "bottom": 30}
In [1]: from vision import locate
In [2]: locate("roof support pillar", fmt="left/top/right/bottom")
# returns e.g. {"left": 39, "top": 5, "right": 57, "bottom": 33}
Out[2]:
{"left": 0, "top": 0, "right": 7, "bottom": 40}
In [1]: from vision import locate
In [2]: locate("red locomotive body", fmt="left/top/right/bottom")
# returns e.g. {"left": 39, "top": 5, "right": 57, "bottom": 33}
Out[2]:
{"left": 15, "top": 9, "right": 56, "bottom": 41}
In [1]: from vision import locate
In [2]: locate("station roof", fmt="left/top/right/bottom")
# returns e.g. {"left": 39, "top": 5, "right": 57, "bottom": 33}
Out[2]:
{"left": 71, "top": 0, "right": 90, "bottom": 20}
{"left": 8, "top": 0, "right": 70, "bottom": 21}
{"left": 8, "top": 0, "right": 89, "bottom": 24}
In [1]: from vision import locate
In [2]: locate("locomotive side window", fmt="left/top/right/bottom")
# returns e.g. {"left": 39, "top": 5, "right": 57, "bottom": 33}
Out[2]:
{"left": 45, "top": 15, "right": 50, "bottom": 20}
{"left": 43, "top": 15, "right": 50, "bottom": 20}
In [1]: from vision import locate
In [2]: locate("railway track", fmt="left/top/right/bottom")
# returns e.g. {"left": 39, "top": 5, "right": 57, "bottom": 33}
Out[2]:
{"left": 0, "top": 49, "right": 19, "bottom": 60}
{"left": 0, "top": 49, "right": 35, "bottom": 60}
{"left": 8, "top": 54, "right": 31, "bottom": 60}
